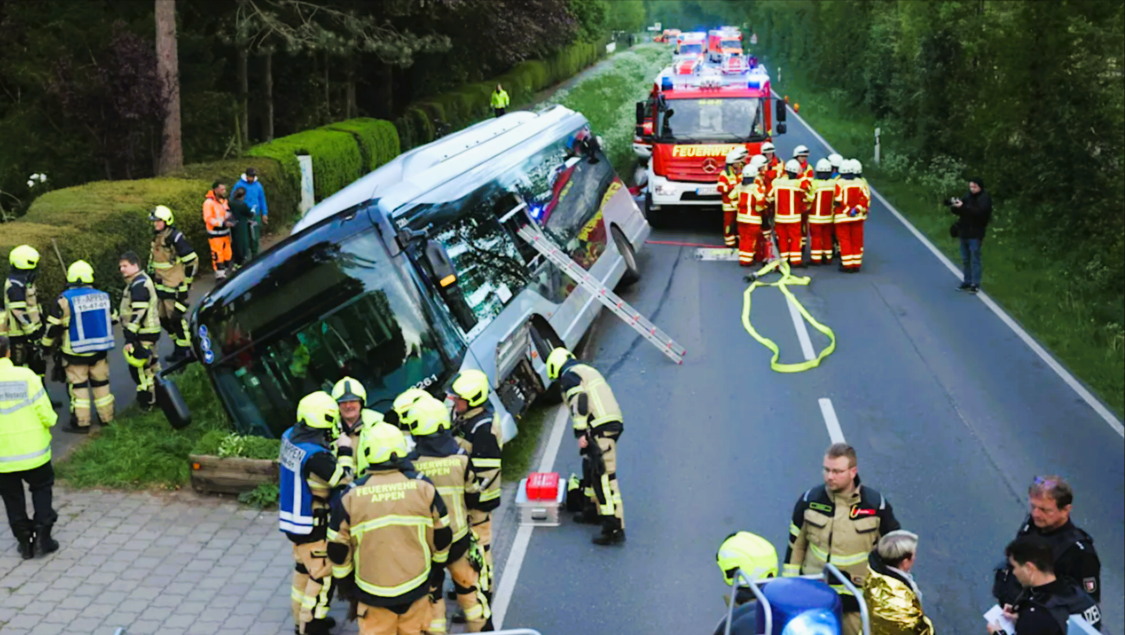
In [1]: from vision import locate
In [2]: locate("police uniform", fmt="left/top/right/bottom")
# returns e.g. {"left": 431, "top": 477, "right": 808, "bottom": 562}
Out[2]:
{"left": 1011, "top": 578, "right": 1101, "bottom": 634}
{"left": 4, "top": 272, "right": 45, "bottom": 376}
{"left": 994, "top": 517, "right": 1102, "bottom": 606}
{"left": 454, "top": 403, "right": 502, "bottom": 569}
{"left": 120, "top": 271, "right": 162, "bottom": 410}
{"left": 784, "top": 476, "right": 900, "bottom": 635}
{"left": 0, "top": 354, "right": 59, "bottom": 558}
{"left": 150, "top": 223, "right": 199, "bottom": 359}
{"left": 41, "top": 283, "right": 116, "bottom": 429}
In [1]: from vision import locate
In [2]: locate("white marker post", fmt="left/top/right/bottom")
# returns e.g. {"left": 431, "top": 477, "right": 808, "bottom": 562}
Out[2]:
{"left": 874, "top": 127, "right": 881, "bottom": 164}
{"left": 297, "top": 154, "right": 315, "bottom": 217}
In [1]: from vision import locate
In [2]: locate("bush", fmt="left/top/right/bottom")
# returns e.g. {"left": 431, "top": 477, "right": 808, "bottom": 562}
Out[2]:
{"left": 323, "top": 118, "right": 401, "bottom": 173}
{"left": 192, "top": 430, "right": 280, "bottom": 459}
{"left": 247, "top": 128, "right": 364, "bottom": 203}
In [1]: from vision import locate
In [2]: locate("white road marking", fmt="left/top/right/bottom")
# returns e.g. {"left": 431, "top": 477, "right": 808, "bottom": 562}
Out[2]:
{"left": 774, "top": 90, "right": 1125, "bottom": 437}
{"left": 786, "top": 294, "right": 817, "bottom": 362}
{"left": 819, "top": 398, "right": 846, "bottom": 443}
{"left": 490, "top": 404, "right": 571, "bottom": 628}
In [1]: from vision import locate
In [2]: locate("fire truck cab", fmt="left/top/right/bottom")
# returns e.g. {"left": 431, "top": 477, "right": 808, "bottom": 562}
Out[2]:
{"left": 672, "top": 32, "right": 707, "bottom": 75}
{"left": 634, "top": 65, "right": 788, "bottom": 226}
{"left": 708, "top": 28, "right": 743, "bottom": 63}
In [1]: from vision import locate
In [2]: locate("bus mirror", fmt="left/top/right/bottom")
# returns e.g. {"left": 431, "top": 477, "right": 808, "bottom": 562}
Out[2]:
{"left": 635, "top": 102, "right": 646, "bottom": 125}
{"left": 156, "top": 372, "right": 192, "bottom": 430}
{"left": 776, "top": 99, "right": 787, "bottom": 122}
{"left": 777, "top": 122, "right": 787, "bottom": 135}
{"left": 665, "top": 108, "right": 675, "bottom": 119}
{"left": 424, "top": 240, "right": 457, "bottom": 288}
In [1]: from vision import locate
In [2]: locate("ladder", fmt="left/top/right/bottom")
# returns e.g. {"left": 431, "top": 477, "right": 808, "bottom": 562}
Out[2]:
{"left": 515, "top": 222, "right": 685, "bottom": 365}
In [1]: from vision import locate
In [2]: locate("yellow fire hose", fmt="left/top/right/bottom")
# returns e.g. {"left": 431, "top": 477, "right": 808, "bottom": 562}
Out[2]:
{"left": 741, "top": 257, "right": 836, "bottom": 373}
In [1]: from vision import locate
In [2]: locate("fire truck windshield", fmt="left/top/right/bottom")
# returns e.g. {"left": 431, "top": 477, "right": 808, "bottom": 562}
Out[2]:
{"left": 679, "top": 43, "right": 703, "bottom": 55}
{"left": 658, "top": 98, "right": 764, "bottom": 143}
{"left": 721, "top": 39, "right": 741, "bottom": 49}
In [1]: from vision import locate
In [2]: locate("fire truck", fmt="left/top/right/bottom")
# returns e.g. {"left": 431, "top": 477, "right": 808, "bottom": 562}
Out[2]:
{"left": 633, "top": 65, "right": 787, "bottom": 226}
{"left": 708, "top": 28, "right": 743, "bottom": 63}
{"left": 672, "top": 32, "right": 707, "bottom": 74}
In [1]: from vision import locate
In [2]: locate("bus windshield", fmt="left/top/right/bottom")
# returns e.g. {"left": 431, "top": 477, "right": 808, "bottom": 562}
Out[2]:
{"left": 198, "top": 226, "right": 459, "bottom": 437}
{"left": 658, "top": 97, "right": 764, "bottom": 142}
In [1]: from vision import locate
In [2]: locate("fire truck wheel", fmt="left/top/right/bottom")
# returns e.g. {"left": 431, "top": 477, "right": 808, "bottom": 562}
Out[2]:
{"left": 612, "top": 226, "right": 641, "bottom": 289}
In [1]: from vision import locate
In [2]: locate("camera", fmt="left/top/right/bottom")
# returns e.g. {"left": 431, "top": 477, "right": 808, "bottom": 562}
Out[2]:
{"left": 943, "top": 196, "right": 961, "bottom": 206}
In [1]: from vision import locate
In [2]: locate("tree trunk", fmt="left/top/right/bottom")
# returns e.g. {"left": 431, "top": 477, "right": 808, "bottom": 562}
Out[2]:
{"left": 324, "top": 53, "right": 331, "bottom": 123}
{"left": 239, "top": 48, "right": 249, "bottom": 146}
{"left": 155, "top": 0, "right": 183, "bottom": 174}
{"left": 264, "top": 52, "right": 274, "bottom": 141}
{"left": 346, "top": 61, "right": 356, "bottom": 119}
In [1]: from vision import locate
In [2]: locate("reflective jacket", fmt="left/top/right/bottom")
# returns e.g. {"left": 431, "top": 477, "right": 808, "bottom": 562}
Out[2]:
{"left": 718, "top": 166, "right": 741, "bottom": 212}
{"left": 737, "top": 179, "right": 768, "bottom": 224}
{"left": 455, "top": 405, "right": 502, "bottom": 514}
{"left": 278, "top": 427, "right": 354, "bottom": 542}
{"left": 864, "top": 550, "right": 935, "bottom": 635}
{"left": 413, "top": 433, "right": 476, "bottom": 556}
{"left": 202, "top": 190, "right": 230, "bottom": 237}
{"left": 770, "top": 175, "right": 809, "bottom": 224}
{"left": 784, "top": 477, "right": 900, "bottom": 608}
{"left": 4, "top": 274, "right": 41, "bottom": 337}
{"left": 491, "top": 89, "right": 510, "bottom": 109}
{"left": 328, "top": 466, "right": 451, "bottom": 608}
{"left": 558, "top": 361, "right": 624, "bottom": 439}
{"left": 808, "top": 177, "right": 837, "bottom": 224}
{"left": 42, "top": 287, "right": 115, "bottom": 358}
{"left": 150, "top": 226, "right": 199, "bottom": 295}
{"left": 834, "top": 177, "right": 871, "bottom": 223}
{"left": 0, "top": 358, "right": 57, "bottom": 473}
{"left": 338, "top": 409, "right": 405, "bottom": 473}
{"left": 120, "top": 272, "right": 161, "bottom": 345}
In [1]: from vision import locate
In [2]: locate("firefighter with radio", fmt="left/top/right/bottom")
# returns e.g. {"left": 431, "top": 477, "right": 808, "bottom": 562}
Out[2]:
{"left": 718, "top": 148, "right": 750, "bottom": 248}
{"left": 447, "top": 370, "right": 502, "bottom": 571}
{"left": 807, "top": 159, "right": 837, "bottom": 266}
{"left": 769, "top": 160, "right": 811, "bottom": 267}
{"left": 547, "top": 347, "right": 625, "bottom": 546}
{"left": 713, "top": 531, "right": 779, "bottom": 635}
{"left": 4, "top": 246, "right": 48, "bottom": 380}
{"left": 148, "top": 205, "right": 199, "bottom": 364}
{"left": 40, "top": 261, "right": 115, "bottom": 433}
{"left": 278, "top": 391, "right": 355, "bottom": 635}
{"left": 117, "top": 252, "right": 162, "bottom": 412}
{"left": 834, "top": 160, "right": 871, "bottom": 273}
{"left": 328, "top": 421, "right": 452, "bottom": 635}
{"left": 332, "top": 377, "right": 402, "bottom": 473}
{"left": 736, "top": 162, "right": 768, "bottom": 267}
{"left": 405, "top": 398, "right": 492, "bottom": 634}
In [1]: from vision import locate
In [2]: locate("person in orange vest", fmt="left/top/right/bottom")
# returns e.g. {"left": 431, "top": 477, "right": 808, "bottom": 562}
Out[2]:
{"left": 769, "top": 160, "right": 810, "bottom": 267}
{"left": 202, "top": 182, "right": 234, "bottom": 280}
{"left": 718, "top": 148, "right": 749, "bottom": 248}
{"left": 736, "top": 162, "right": 768, "bottom": 267}
{"left": 833, "top": 160, "right": 871, "bottom": 272}
{"left": 807, "top": 159, "right": 837, "bottom": 266}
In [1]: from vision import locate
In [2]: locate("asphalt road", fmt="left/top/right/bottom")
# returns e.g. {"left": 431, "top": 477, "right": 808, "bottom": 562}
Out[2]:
{"left": 495, "top": 107, "right": 1124, "bottom": 632}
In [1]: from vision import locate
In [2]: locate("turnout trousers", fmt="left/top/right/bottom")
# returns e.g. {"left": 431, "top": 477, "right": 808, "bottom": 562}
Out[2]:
{"left": 723, "top": 210, "right": 738, "bottom": 247}
{"left": 157, "top": 291, "right": 191, "bottom": 349}
{"left": 65, "top": 358, "right": 114, "bottom": 427}
{"left": 127, "top": 341, "right": 160, "bottom": 409}
{"left": 837, "top": 220, "right": 865, "bottom": 271}
{"left": 775, "top": 221, "right": 804, "bottom": 266}
{"left": 809, "top": 222, "right": 834, "bottom": 264}
{"left": 589, "top": 435, "right": 624, "bottom": 530}
{"left": 737, "top": 222, "right": 763, "bottom": 267}
{"left": 357, "top": 597, "right": 430, "bottom": 635}
{"left": 469, "top": 509, "right": 493, "bottom": 570}
{"left": 428, "top": 553, "right": 491, "bottom": 633}
{"left": 291, "top": 540, "right": 334, "bottom": 633}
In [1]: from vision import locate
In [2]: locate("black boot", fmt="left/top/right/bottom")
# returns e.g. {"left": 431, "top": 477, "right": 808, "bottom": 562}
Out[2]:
{"left": 33, "top": 522, "right": 58, "bottom": 557}
{"left": 592, "top": 519, "right": 626, "bottom": 546}
{"left": 573, "top": 504, "right": 601, "bottom": 525}
{"left": 13, "top": 521, "right": 34, "bottom": 560}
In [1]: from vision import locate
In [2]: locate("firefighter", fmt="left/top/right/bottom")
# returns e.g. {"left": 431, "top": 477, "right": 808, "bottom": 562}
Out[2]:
{"left": 4, "top": 246, "right": 47, "bottom": 380}
{"left": 736, "top": 162, "right": 767, "bottom": 267}
{"left": 447, "top": 369, "right": 502, "bottom": 571}
{"left": 117, "top": 252, "right": 161, "bottom": 412}
{"left": 834, "top": 160, "right": 871, "bottom": 273}
{"left": 784, "top": 443, "right": 900, "bottom": 635}
{"left": 331, "top": 376, "right": 400, "bottom": 473}
{"left": 718, "top": 148, "right": 750, "bottom": 248}
{"left": 768, "top": 160, "right": 810, "bottom": 267}
{"left": 278, "top": 391, "right": 355, "bottom": 635}
{"left": 40, "top": 261, "right": 115, "bottom": 433}
{"left": 406, "top": 398, "right": 492, "bottom": 633}
{"left": 385, "top": 387, "right": 430, "bottom": 452}
{"left": 202, "top": 181, "right": 233, "bottom": 281}
{"left": 149, "top": 205, "right": 199, "bottom": 363}
{"left": 807, "top": 159, "right": 837, "bottom": 266}
{"left": 547, "top": 347, "right": 625, "bottom": 546}
{"left": 747, "top": 154, "right": 775, "bottom": 261}
{"left": 792, "top": 145, "right": 814, "bottom": 185}
{"left": 327, "top": 422, "right": 452, "bottom": 635}
{"left": 760, "top": 142, "right": 783, "bottom": 181}
{"left": 828, "top": 153, "right": 844, "bottom": 178}
{"left": 713, "top": 531, "right": 779, "bottom": 635}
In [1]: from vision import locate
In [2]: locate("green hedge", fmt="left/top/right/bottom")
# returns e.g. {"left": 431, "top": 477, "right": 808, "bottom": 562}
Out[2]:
{"left": 323, "top": 118, "right": 400, "bottom": 173}
{"left": 247, "top": 128, "right": 363, "bottom": 204}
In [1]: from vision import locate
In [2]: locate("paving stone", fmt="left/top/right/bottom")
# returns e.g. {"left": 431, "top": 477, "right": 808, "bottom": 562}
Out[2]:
{"left": 125, "top": 619, "right": 165, "bottom": 634}
{"left": 59, "top": 594, "right": 94, "bottom": 610}
{"left": 42, "top": 607, "right": 80, "bottom": 623}
{"left": 17, "top": 599, "right": 54, "bottom": 616}
{"left": 3, "top": 613, "right": 43, "bottom": 629}
{"left": 186, "top": 620, "right": 228, "bottom": 635}
{"left": 172, "top": 600, "right": 209, "bottom": 616}
{"left": 118, "top": 598, "right": 152, "bottom": 614}
{"left": 163, "top": 613, "right": 198, "bottom": 629}
{"left": 66, "top": 617, "right": 105, "bottom": 632}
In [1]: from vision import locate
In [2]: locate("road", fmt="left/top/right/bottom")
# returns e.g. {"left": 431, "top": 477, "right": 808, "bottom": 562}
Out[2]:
{"left": 494, "top": 104, "right": 1124, "bottom": 632}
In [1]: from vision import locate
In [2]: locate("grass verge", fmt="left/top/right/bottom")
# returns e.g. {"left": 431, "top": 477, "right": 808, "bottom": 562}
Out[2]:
{"left": 503, "top": 405, "right": 554, "bottom": 480}
{"left": 772, "top": 69, "right": 1124, "bottom": 417}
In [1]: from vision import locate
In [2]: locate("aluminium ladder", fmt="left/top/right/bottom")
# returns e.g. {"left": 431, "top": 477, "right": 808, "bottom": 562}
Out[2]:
{"left": 515, "top": 222, "right": 685, "bottom": 365}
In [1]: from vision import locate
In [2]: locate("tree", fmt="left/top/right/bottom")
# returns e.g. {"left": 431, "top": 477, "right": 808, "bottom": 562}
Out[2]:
{"left": 606, "top": 0, "right": 646, "bottom": 33}
{"left": 155, "top": 0, "right": 183, "bottom": 174}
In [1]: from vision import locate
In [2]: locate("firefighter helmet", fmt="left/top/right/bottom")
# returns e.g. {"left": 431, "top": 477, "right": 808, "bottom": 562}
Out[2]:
{"left": 359, "top": 422, "right": 409, "bottom": 468}
{"left": 784, "top": 159, "right": 802, "bottom": 174}
{"left": 450, "top": 369, "right": 490, "bottom": 408}
{"left": 296, "top": 391, "right": 341, "bottom": 433}
{"left": 149, "top": 205, "right": 175, "bottom": 225}
{"left": 815, "top": 159, "right": 833, "bottom": 173}
{"left": 716, "top": 531, "right": 779, "bottom": 586}
{"left": 828, "top": 153, "right": 844, "bottom": 169}
{"left": 725, "top": 147, "right": 749, "bottom": 166}
{"left": 123, "top": 343, "right": 151, "bottom": 368}
{"left": 332, "top": 377, "right": 367, "bottom": 406}
{"left": 546, "top": 347, "right": 575, "bottom": 381}
{"left": 741, "top": 163, "right": 761, "bottom": 179}
{"left": 852, "top": 159, "right": 863, "bottom": 175}
{"left": 839, "top": 159, "right": 857, "bottom": 175}
{"left": 9, "top": 245, "right": 40, "bottom": 271}
{"left": 760, "top": 142, "right": 776, "bottom": 154}
{"left": 793, "top": 145, "right": 810, "bottom": 158}
{"left": 749, "top": 154, "right": 767, "bottom": 169}
{"left": 393, "top": 388, "right": 436, "bottom": 431}
{"left": 66, "top": 260, "right": 95, "bottom": 284}
{"left": 407, "top": 397, "right": 453, "bottom": 437}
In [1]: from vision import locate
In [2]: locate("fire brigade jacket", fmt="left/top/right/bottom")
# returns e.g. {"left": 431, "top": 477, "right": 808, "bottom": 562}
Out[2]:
{"left": 808, "top": 177, "right": 837, "bottom": 224}
{"left": 718, "top": 166, "right": 741, "bottom": 212}
{"left": 42, "top": 285, "right": 115, "bottom": 361}
{"left": 770, "top": 175, "right": 809, "bottom": 224}
{"left": 0, "top": 357, "right": 56, "bottom": 473}
{"left": 784, "top": 477, "right": 900, "bottom": 610}
{"left": 834, "top": 177, "right": 871, "bottom": 224}
{"left": 994, "top": 517, "right": 1101, "bottom": 606}
{"left": 737, "top": 180, "right": 768, "bottom": 224}
{"left": 798, "top": 160, "right": 814, "bottom": 189}
{"left": 327, "top": 465, "right": 452, "bottom": 608}
{"left": 412, "top": 433, "right": 477, "bottom": 561}
{"left": 278, "top": 426, "right": 354, "bottom": 543}
{"left": 454, "top": 405, "right": 502, "bottom": 513}
{"left": 763, "top": 157, "right": 783, "bottom": 191}
{"left": 120, "top": 272, "right": 161, "bottom": 345}
{"left": 558, "top": 361, "right": 624, "bottom": 439}
{"left": 4, "top": 273, "right": 41, "bottom": 338}
{"left": 150, "top": 226, "right": 199, "bottom": 296}
{"left": 337, "top": 409, "right": 398, "bottom": 473}
{"left": 864, "top": 550, "right": 935, "bottom": 635}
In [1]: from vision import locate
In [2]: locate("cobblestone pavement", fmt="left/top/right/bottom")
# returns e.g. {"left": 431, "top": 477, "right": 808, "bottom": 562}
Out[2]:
{"left": 0, "top": 482, "right": 520, "bottom": 635}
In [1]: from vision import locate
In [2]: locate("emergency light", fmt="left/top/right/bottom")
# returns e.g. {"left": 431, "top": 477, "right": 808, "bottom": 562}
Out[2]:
{"left": 661, "top": 76, "right": 674, "bottom": 91}
{"left": 748, "top": 78, "right": 763, "bottom": 90}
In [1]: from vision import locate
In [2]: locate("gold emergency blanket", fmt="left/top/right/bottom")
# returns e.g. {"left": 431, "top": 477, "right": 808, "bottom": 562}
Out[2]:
{"left": 863, "top": 568, "right": 936, "bottom": 635}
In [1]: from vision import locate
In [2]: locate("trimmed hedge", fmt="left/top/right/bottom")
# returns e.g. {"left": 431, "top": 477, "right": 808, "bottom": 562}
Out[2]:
{"left": 247, "top": 128, "right": 363, "bottom": 204}
{"left": 324, "top": 118, "right": 400, "bottom": 173}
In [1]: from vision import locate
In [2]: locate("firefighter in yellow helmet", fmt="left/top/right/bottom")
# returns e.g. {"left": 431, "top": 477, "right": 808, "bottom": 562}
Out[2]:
{"left": 327, "top": 418, "right": 452, "bottom": 635}
{"left": 40, "top": 261, "right": 116, "bottom": 433}
{"left": 385, "top": 387, "right": 431, "bottom": 452}
{"left": 4, "top": 245, "right": 48, "bottom": 381}
{"left": 547, "top": 347, "right": 625, "bottom": 545}
{"left": 331, "top": 377, "right": 402, "bottom": 474}
{"left": 406, "top": 397, "right": 492, "bottom": 633}
{"left": 117, "top": 251, "right": 162, "bottom": 412}
{"left": 713, "top": 532, "right": 779, "bottom": 635}
{"left": 447, "top": 369, "right": 502, "bottom": 571}
{"left": 148, "top": 205, "right": 199, "bottom": 363}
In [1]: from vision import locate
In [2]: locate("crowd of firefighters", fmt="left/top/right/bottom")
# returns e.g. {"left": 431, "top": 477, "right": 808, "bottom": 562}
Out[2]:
{"left": 716, "top": 143, "right": 870, "bottom": 273}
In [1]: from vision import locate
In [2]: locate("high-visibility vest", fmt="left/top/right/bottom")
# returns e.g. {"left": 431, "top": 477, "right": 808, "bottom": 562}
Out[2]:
{"left": 120, "top": 273, "right": 161, "bottom": 340}
{"left": 834, "top": 179, "right": 871, "bottom": 223}
{"left": 771, "top": 176, "right": 808, "bottom": 223}
{"left": 808, "top": 179, "right": 836, "bottom": 224}
{"left": 491, "top": 90, "right": 510, "bottom": 109}
{"left": 61, "top": 287, "right": 115, "bottom": 355}
{"left": 0, "top": 358, "right": 55, "bottom": 473}
{"left": 278, "top": 427, "right": 331, "bottom": 537}
{"left": 563, "top": 364, "right": 623, "bottom": 433}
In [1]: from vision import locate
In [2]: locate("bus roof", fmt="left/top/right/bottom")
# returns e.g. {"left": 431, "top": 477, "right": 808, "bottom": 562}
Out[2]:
{"left": 292, "top": 105, "right": 583, "bottom": 234}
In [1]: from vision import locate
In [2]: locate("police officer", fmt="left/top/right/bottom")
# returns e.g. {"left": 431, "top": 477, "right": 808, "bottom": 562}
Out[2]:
{"left": 41, "top": 261, "right": 116, "bottom": 433}
{"left": 994, "top": 476, "right": 1101, "bottom": 608}
{"left": 4, "top": 246, "right": 47, "bottom": 379}
{"left": 713, "top": 532, "right": 778, "bottom": 635}
{"left": 328, "top": 423, "right": 452, "bottom": 635}
{"left": 447, "top": 370, "right": 502, "bottom": 570}
{"left": 0, "top": 335, "right": 59, "bottom": 559}
{"left": 547, "top": 347, "right": 625, "bottom": 546}
{"left": 406, "top": 398, "right": 492, "bottom": 633}
{"left": 989, "top": 536, "right": 1101, "bottom": 635}
{"left": 331, "top": 377, "right": 401, "bottom": 473}
{"left": 278, "top": 391, "right": 355, "bottom": 635}
{"left": 784, "top": 443, "right": 900, "bottom": 635}
{"left": 117, "top": 252, "right": 162, "bottom": 411}
{"left": 148, "top": 205, "right": 199, "bottom": 363}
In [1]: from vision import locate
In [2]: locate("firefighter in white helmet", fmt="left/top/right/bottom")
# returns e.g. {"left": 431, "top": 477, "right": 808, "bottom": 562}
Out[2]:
{"left": 768, "top": 160, "right": 810, "bottom": 267}
{"left": 833, "top": 160, "right": 871, "bottom": 272}
{"left": 718, "top": 148, "right": 750, "bottom": 248}
{"left": 807, "top": 159, "right": 837, "bottom": 265}
{"left": 736, "top": 163, "right": 769, "bottom": 267}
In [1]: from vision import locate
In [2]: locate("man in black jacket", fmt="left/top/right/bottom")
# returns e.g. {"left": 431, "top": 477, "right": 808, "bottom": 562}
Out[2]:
{"left": 950, "top": 177, "right": 993, "bottom": 294}
{"left": 988, "top": 536, "right": 1101, "bottom": 635}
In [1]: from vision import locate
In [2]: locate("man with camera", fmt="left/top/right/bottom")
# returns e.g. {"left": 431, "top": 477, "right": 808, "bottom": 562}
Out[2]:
{"left": 949, "top": 177, "right": 993, "bottom": 294}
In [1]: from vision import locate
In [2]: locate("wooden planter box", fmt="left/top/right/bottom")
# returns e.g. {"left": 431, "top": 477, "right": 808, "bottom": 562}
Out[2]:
{"left": 189, "top": 454, "right": 279, "bottom": 495}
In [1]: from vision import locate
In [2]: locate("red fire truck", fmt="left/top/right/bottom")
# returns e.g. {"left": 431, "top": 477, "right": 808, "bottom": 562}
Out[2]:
{"left": 708, "top": 28, "right": 743, "bottom": 63}
{"left": 634, "top": 66, "right": 787, "bottom": 226}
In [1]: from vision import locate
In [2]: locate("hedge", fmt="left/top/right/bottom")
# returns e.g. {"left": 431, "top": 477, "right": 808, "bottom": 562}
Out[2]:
{"left": 323, "top": 118, "right": 400, "bottom": 173}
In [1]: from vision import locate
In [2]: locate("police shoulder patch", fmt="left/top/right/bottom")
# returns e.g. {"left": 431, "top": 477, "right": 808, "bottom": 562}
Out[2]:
{"left": 1084, "top": 577, "right": 1097, "bottom": 593}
